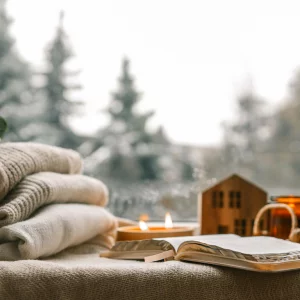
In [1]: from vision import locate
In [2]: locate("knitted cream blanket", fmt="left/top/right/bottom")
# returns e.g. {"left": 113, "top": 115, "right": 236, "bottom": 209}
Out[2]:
{"left": 0, "top": 142, "right": 82, "bottom": 201}
{"left": 0, "top": 203, "right": 117, "bottom": 260}
{"left": 0, "top": 172, "right": 109, "bottom": 227}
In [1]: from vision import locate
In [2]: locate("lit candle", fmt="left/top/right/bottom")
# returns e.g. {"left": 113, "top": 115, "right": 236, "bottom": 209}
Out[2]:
{"left": 117, "top": 212, "right": 194, "bottom": 241}
{"left": 165, "top": 212, "right": 173, "bottom": 228}
{"left": 139, "top": 220, "right": 149, "bottom": 231}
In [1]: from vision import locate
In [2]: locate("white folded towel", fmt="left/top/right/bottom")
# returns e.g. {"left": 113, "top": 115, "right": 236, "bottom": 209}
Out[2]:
{"left": 0, "top": 203, "right": 117, "bottom": 260}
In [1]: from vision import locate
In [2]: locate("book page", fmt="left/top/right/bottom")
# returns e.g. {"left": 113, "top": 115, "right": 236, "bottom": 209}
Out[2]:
{"left": 178, "top": 236, "right": 300, "bottom": 263}
{"left": 154, "top": 234, "right": 240, "bottom": 252}
{"left": 176, "top": 236, "right": 300, "bottom": 271}
{"left": 203, "top": 236, "right": 300, "bottom": 255}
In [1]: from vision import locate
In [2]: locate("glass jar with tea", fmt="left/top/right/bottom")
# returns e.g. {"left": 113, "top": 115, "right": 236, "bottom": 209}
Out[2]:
{"left": 267, "top": 196, "right": 300, "bottom": 240}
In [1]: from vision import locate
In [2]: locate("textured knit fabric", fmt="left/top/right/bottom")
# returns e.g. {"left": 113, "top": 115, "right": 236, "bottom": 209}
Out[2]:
{"left": 0, "top": 203, "right": 117, "bottom": 260}
{"left": 0, "top": 249, "right": 299, "bottom": 300}
{"left": 0, "top": 142, "right": 82, "bottom": 201}
{"left": 0, "top": 172, "right": 109, "bottom": 227}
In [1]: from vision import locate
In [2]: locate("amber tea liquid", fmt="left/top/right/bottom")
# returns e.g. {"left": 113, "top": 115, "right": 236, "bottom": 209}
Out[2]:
{"left": 269, "top": 197, "right": 300, "bottom": 240}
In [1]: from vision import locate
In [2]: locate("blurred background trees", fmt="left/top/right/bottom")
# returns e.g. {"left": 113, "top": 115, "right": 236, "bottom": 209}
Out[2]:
{"left": 87, "top": 58, "right": 163, "bottom": 181}
{"left": 265, "top": 69, "right": 300, "bottom": 187}
{"left": 0, "top": 116, "right": 7, "bottom": 138}
{"left": 30, "top": 11, "right": 83, "bottom": 148}
{"left": 3, "top": 0, "right": 300, "bottom": 220}
{"left": 0, "top": 0, "right": 36, "bottom": 142}
{"left": 203, "top": 87, "right": 270, "bottom": 184}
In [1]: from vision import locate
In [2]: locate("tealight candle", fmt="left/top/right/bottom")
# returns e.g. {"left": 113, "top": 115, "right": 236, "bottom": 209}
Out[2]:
{"left": 117, "top": 212, "right": 195, "bottom": 241}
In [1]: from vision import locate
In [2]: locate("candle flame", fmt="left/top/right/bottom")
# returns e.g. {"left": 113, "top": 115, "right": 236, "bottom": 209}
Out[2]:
{"left": 165, "top": 212, "right": 173, "bottom": 228}
{"left": 139, "top": 220, "right": 149, "bottom": 231}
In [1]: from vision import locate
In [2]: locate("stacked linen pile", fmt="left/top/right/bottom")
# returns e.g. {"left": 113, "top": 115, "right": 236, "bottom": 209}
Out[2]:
{"left": 0, "top": 142, "right": 118, "bottom": 260}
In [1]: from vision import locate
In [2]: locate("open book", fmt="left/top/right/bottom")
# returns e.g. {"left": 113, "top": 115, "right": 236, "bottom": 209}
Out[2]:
{"left": 100, "top": 234, "right": 300, "bottom": 272}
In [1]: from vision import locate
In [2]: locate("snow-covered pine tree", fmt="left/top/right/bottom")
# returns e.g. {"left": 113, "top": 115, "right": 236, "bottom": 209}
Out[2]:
{"left": 38, "top": 11, "right": 83, "bottom": 148}
{"left": 103, "top": 58, "right": 161, "bottom": 180}
{"left": 0, "top": 0, "right": 34, "bottom": 141}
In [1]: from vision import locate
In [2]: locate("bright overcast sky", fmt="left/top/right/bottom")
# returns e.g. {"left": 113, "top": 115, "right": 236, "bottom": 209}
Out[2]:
{"left": 7, "top": 0, "right": 300, "bottom": 146}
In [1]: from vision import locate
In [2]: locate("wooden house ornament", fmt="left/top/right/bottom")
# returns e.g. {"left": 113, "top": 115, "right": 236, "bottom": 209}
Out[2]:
{"left": 199, "top": 174, "right": 267, "bottom": 236}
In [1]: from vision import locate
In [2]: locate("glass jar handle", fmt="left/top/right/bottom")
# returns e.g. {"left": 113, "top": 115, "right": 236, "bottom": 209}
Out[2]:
{"left": 253, "top": 203, "right": 298, "bottom": 239}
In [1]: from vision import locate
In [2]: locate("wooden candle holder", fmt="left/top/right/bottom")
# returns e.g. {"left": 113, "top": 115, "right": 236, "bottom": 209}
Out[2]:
{"left": 117, "top": 226, "right": 195, "bottom": 241}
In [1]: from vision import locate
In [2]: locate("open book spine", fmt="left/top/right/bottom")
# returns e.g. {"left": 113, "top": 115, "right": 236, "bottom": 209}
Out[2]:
{"left": 181, "top": 243, "right": 300, "bottom": 263}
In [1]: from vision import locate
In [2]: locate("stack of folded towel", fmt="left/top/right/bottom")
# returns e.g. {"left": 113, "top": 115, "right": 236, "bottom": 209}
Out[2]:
{"left": 0, "top": 142, "right": 118, "bottom": 260}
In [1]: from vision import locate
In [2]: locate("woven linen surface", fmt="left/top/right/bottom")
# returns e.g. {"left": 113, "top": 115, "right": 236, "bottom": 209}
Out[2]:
{"left": 0, "top": 247, "right": 298, "bottom": 300}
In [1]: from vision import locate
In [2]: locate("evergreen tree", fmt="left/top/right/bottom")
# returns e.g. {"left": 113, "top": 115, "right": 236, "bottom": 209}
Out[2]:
{"left": 152, "top": 125, "right": 169, "bottom": 145}
{"left": 269, "top": 69, "right": 300, "bottom": 186}
{"left": 0, "top": 0, "right": 34, "bottom": 141}
{"left": 38, "top": 11, "right": 82, "bottom": 148}
{"left": 0, "top": 116, "right": 7, "bottom": 139}
{"left": 102, "top": 58, "right": 161, "bottom": 180}
{"left": 204, "top": 88, "right": 269, "bottom": 182}
{"left": 226, "top": 90, "right": 269, "bottom": 179}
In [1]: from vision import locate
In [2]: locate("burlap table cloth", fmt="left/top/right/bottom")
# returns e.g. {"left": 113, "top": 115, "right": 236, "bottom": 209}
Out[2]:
{"left": 0, "top": 247, "right": 297, "bottom": 300}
